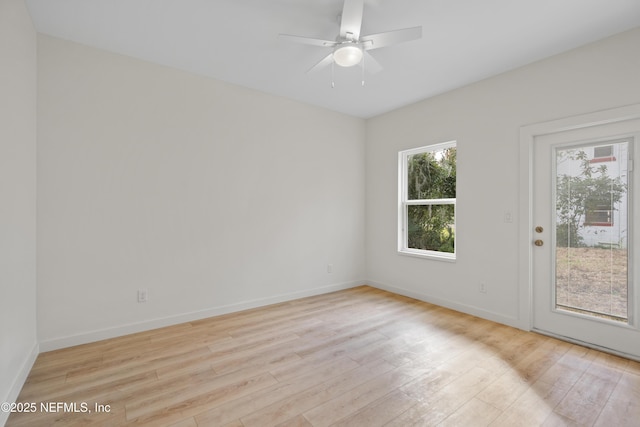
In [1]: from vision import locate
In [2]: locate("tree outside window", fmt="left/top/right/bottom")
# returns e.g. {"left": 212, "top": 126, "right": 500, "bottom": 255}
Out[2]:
{"left": 556, "top": 148, "right": 626, "bottom": 247}
{"left": 399, "top": 142, "right": 456, "bottom": 259}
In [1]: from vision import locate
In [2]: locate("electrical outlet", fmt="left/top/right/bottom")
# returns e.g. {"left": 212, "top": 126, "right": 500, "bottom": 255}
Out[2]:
{"left": 138, "top": 289, "right": 148, "bottom": 303}
{"left": 479, "top": 283, "right": 487, "bottom": 294}
{"left": 327, "top": 264, "right": 333, "bottom": 273}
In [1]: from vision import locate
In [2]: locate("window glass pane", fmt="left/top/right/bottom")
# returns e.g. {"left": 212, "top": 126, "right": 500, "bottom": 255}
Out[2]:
{"left": 407, "top": 204, "right": 455, "bottom": 253}
{"left": 407, "top": 148, "right": 456, "bottom": 200}
{"left": 594, "top": 145, "right": 613, "bottom": 158}
{"left": 555, "top": 140, "right": 629, "bottom": 322}
{"left": 584, "top": 207, "right": 612, "bottom": 225}
{"left": 584, "top": 195, "right": 613, "bottom": 225}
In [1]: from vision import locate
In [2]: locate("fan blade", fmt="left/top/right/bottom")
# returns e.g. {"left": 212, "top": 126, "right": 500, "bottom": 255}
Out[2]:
{"left": 306, "top": 53, "right": 334, "bottom": 74}
{"left": 361, "top": 26, "right": 422, "bottom": 50}
{"left": 279, "top": 34, "right": 337, "bottom": 48}
{"left": 363, "top": 51, "right": 382, "bottom": 74}
{"left": 340, "top": 0, "right": 364, "bottom": 40}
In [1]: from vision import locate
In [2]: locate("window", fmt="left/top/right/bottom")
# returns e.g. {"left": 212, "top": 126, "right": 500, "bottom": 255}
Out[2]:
{"left": 398, "top": 141, "right": 456, "bottom": 260}
{"left": 594, "top": 145, "right": 613, "bottom": 158}
{"left": 584, "top": 197, "right": 613, "bottom": 226}
{"left": 590, "top": 145, "right": 615, "bottom": 163}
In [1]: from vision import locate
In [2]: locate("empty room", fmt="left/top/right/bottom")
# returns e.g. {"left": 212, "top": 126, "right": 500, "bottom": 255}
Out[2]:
{"left": 2, "top": 0, "right": 640, "bottom": 425}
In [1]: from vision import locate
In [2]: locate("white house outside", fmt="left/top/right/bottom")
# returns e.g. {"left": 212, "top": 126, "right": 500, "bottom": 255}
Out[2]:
{"left": 555, "top": 139, "right": 630, "bottom": 249}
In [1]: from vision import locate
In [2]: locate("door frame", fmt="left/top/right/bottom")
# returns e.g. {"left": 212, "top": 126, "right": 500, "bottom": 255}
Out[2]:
{"left": 518, "top": 103, "right": 640, "bottom": 356}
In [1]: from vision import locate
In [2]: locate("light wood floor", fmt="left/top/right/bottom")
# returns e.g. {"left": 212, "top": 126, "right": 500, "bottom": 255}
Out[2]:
{"left": 7, "top": 286, "right": 640, "bottom": 426}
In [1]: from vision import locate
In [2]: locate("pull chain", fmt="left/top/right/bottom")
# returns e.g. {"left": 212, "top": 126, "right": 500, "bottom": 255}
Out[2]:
{"left": 330, "top": 54, "right": 366, "bottom": 87}
{"left": 331, "top": 60, "right": 335, "bottom": 88}
{"left": 361, "top": 52, "right": 365, "bottom": 86}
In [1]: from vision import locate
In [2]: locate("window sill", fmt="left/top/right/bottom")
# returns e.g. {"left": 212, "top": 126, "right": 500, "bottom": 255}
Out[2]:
{"left": 398, "top": 249, "right": 456, "bottom": 262}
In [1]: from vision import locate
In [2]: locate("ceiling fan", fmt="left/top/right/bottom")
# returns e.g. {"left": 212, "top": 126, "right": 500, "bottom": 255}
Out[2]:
{"left": 279, "top": 0, "right": 422, "bottom": 75}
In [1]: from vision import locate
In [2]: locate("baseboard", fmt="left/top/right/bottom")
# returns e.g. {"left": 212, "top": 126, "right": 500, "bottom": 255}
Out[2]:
{"left": 0, "top": 342, "right": 39, "bottom": 427}
{"left": 367, "top": 280, "right": 525, "bottom": 330}
{"left": 39, "top": 280, "right": 364, "bottom": 352}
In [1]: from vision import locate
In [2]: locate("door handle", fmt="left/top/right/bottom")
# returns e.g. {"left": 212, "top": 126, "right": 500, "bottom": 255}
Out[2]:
{"left": 534, "top": 239, "right": 544, "bottom": 246}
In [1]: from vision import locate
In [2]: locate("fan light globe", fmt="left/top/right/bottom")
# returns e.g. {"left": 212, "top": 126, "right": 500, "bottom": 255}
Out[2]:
{"left": 333, "top": 44, "right": 363, "bottom": 67}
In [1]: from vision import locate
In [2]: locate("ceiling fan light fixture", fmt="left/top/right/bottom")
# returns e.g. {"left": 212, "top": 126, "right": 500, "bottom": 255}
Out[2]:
{"left": 333, "top": 44, "right": 363, "bottom": 67}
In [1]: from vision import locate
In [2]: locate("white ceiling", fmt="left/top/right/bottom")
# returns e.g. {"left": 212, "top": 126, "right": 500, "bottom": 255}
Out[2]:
{"left": 25, "top": 0, "right": 640, "bottom": 118}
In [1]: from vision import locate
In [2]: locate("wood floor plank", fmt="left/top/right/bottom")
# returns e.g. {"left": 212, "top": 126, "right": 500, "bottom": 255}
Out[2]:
{"left": 625, "top": 359, "right": 640, "bottom": 375}
{"left": 475, "top": 337, "right": 569, "bottom": 412}
{"left": 7, "top": 285, "right": 640, "bottom": 427}
{"left": 193, "top": 378, "right": 313, "bottom": 426}
{"left": 166, "top": 417, "right": 197, "bottom": 427}
{"left": 274, "top": 414, "right": 313, "bottom": 427}
{"left": 194, "top": 353, "right": 368, "bottom": 425}
{"left": 127, "top": 372, "right": 278, "bottom": 426}
{"left": 302, "top": 360, "right": 434, "bottom": 427}
{"left": 552, "top": 361, "right": 622, "bottom": 425}
{"left": 240, "top": 358, "right": 396, "bottom": 427}
{"left": 488, "top": 376, "right": 571, "bottom": 427}
{"left": 392, "top": 366, "right": 496, "bottom": 427}
{"left": 592, "top": 370, "right": 640, "bottom": 427}
{"left": 439, "top": 396, "right": 501, "bottom": 427}
{"left": 329, "top": 389, "right": 418, "bottom": 427}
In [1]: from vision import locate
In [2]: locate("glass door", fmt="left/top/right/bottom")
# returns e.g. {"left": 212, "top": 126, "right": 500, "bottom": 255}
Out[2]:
{"left": 532, "top": 119, "right": 640, "bottom": 359}
{"left": 554, "top": 139, "right": 630, "bottom": 322}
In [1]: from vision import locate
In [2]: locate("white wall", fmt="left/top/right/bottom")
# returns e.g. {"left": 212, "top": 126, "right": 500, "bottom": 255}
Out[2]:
{"left": 0, "top": 0, "right": 38, "bottom": 423}
{"left": 365, "top": 27, "right": 640, "bottom": 328}
{"left": 18, "top": 1, "right": 640, "bottom": 365}
{"left": 37, "top": 36, "right": 366, "bottom": 350}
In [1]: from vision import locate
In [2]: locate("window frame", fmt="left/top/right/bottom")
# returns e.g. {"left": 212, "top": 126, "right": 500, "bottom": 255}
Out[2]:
{"left": 398, "top": 141, "right": 457, "bottom": 261}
